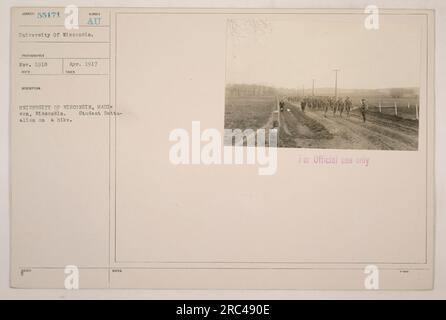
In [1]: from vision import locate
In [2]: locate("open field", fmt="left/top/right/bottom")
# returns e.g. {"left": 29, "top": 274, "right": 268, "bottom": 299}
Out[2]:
{"left": 224, "top": 96, "right": 277, "bottom": 130}
{"left": 224, "top": 95, "right": 419, "bottom": 150}
{"left": 359, "top": 97, "right": 419, "bottom": 120}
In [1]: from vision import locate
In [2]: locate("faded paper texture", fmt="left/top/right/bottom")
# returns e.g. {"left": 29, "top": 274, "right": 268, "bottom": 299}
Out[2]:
{"left": 10, "top": 8, "right": 435, "bottom": 289}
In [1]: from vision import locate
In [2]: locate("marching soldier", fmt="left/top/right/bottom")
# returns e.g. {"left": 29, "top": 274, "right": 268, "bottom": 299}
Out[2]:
{"left": 301, "top": 97, "right": 307, "bottom": 112}
{"left": 360, "top": 98, "right": 368, "bottom": 122}
{"left": 324, "top": 97, "right": 330, "bottom": 117}
{"left": 320, "top": 99, "right": 325, "bottom": 114}
{"left": 328, "top": 97, "right": 334, "bottom": 116}
{"left": 345, "top": 96, "right": 352, "bottom": 117}
{"left": 338, "top": 97, "right": 345, "bottom": 117}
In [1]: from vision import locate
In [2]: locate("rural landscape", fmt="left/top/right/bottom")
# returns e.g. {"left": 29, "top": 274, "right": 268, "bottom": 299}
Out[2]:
{"left": 225, "top": 17, "right": 422, "bottom": 150}
{"left": 224, "top": 84, "right": 419, "bottom": 150}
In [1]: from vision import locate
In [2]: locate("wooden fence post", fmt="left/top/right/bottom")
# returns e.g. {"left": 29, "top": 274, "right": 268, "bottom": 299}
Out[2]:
{"left": 394, "top": 102, "right": 398, "bottom": 116}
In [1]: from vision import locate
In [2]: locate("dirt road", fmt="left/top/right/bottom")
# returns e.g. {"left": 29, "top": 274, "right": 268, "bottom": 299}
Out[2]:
{"left": 277, "top": 102, "right": 419, "bottom": 150}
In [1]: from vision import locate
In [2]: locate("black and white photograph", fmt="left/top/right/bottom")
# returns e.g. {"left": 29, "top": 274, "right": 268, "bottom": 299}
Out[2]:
{"left": 224, "top": 16, "right": 422, "bottom": 150}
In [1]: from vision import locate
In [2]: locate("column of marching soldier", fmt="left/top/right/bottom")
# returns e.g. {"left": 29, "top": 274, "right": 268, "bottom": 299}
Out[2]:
{"left": 286, "top": 96, "right": 369, "bottom": 122}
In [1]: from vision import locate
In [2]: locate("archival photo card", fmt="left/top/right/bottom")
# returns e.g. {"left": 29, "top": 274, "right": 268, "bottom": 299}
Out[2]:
{"left": 9, "top": 8, "right": 434, "bottom": 290}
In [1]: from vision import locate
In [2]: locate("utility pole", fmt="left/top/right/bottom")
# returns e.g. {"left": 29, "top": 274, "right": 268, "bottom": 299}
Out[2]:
{"left": 302, "top": 85, "right": 305, "bottom": 98}
{"left": 312, "top": 79, "right": 315, "bottom": 97}
{"left": 333, "top": 69, "right": 340, "bottom": 99}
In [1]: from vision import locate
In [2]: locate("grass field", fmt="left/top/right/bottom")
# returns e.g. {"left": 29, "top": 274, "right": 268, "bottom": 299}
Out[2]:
{"left": 224, "top": 96, "right": 276, "bottom": 130}
{"left": 358, "top": 97, "right": 419, "bottom": 120}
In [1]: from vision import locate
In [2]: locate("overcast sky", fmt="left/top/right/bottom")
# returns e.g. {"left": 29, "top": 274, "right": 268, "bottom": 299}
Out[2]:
{"left": 226, "top": 14, "right": 425, "bottom": 90}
